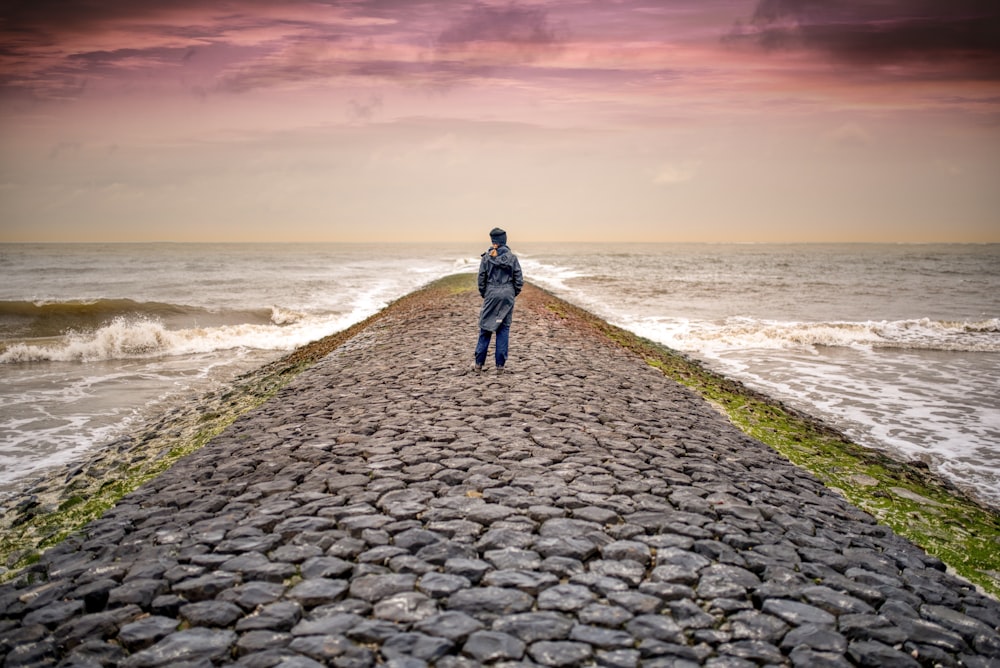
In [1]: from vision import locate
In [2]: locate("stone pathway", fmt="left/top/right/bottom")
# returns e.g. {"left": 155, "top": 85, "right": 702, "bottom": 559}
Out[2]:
{"left": 2, "top": 282, "right": 999, "bottom": 667}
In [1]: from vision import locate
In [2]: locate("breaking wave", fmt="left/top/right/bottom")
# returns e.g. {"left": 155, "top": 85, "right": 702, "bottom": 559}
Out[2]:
{"left": 0, "top": 298, "right": 365, "bottom": 364}
{"left": 627, "top": 316, "right": 1000, "bottom": 354}
{"left": 0, "top": 299, "right": 274, "bottom": 339}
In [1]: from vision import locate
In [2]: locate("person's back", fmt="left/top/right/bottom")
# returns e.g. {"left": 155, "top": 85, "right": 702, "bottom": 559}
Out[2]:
{"left": 473, "top": 228, "right": 523, "bottom": 374}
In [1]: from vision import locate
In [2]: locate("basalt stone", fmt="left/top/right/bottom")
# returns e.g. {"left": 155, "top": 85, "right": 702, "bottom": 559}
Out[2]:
{"left": 447, "top": 587, "right": 534, "bottom": 619}
{"left": 696, "top": 564, "right": 760, "bottom": 599}
{"left": 578, "top": 604, "right": 634, "bottom": 628}
{"left": 920, "top": 603, "right": 998, "bottom": 643}
{"left": 327, "top": 537, "right": 367, "bottom": 560}
{"left": 393, "top": 529, "right": 444, "bottom": 552}
{"left": 179, "top": 600, "right": 245, "bottom": 627}
{"left": 572, "top": 506, "right": 620, "bottom": 525}
{"left": 667, "top": 599, "right": 716, "bottom": 629}
{"left": 493, "top": 612, "right": 575, "bottom": 643}
{"left": 539, "top": 517, "right": 603, "bottom": 539}
{"left": 624, "top": 615, "right": 685, "bottom": 644}
{"left": 274, "top": 516, "right": 337, "bottom": 539}
{"left": 442, "top": 558, "right": 492, "bottom": 583}
{"left": 358, "top": 529, "right": 390, "bottom": 548}
{"left": 529, "top": 640, "right": 594, "bottom": 667}
{"left": 108, "top": 578, "right": 166, "bottom": 608}
{"left": 426, "top": 520, "right": 482, "bottom": 540}
{"left": 761, "top": 598, "right": 836, "bottom": 627}
{"left": 781, "top": 624, "right": 848, "bottom": 653}
{"left": 288, "top": 578, "right": 350, "bottom": 608}
{"left": 221, "top": 552, "right": 296, "bottom": 582}
{"left": 600, "top": 540, "right": 652, "bottom": 565}
{"left": 891, "top": 616, "right": 968, "bottom": 653}
{"left": 219, "top": 581, "right": 287, "bottom": 611}
{"left": 483, "top": 547, "right": 542, "bottom": 570}
{"left": 358, "top": 544, "right": 406, "bottom": 563}
{"left": 124, "top": 560, "right": 170, "bottom": 582}
{"left": 788, "top": 646, "right": 853, "bottom": 668}
{"left": 288, "top": 634, "right": 361, "bottom": 664}
{"left": 800, "top": 585, "right": 876, "bottom": 615}
{"left": 347, "top": 619, "right": 405, "bottom": 644}
{"left": 569, "top": 624, "right": 634, "bottom": 649}
{"left": 234, "top": 630, "right": 293, "bottom": 656}
{"left": 22, "top": 598, "right": 84, "bottom": 628}
{"left": 3, "top": 637, "right": 58, "bottom": 666}
{"left": 120, "top": 628, "right": 237, "bottom": 667}
{"left": 291, "top": 613, "right": 363, "bottom": 637}
{"left": 538, "top": 584, "right": 597, "bottom": 612}
{"left": 569, "top": 572, "right": 629, "bottom": 597}
{"left": 54, "top": 604, "right": 144, "bottom": 650}
{"left": 847, "top": 640, "right": 920, "bottom": 667}
{"left": 414, "top": 611, "right": 485, "bottom": 642}
{"left": 588, "top": 559, "right": 646, "bottom": 587}
{"left": 635, "top": 639, "right": 702, "bottom": 663}
{"left": 606, "top": 591, "right": 662, "bottom": 615}
{"left": 349, "top": 574, "right": 416, "bottom": 602}
{"left": 476, "top": 528, "right": 535, "bottom": 551}
{"left": 235, "top": 601, "right": 303, "bottom": 632}
{"left": 462, "top": 631, "right": 526, "bottom": 662}
{"left": 173, "top": 571, "right": 241, "bottom": 602}
{"left": 380, "top": 632, "right": 454, "bottom": 662}
{"left": 389, "top": 554, "right": 436, "bottom": 575}
{"left": 373, "top": 592, "right": 438, "bottom": 623}
{"left": 639, "top": 583, "right": 698, "bottom": 603}
{"left": 216, "top": 534, "right": 284, "bottom": 554}
{"left": 729, "top": 610, "right": 789, "bottom": 643}
{"left": 595, "top": 648, "right": 641, "bottom": 668}
{"left": 163, "top": 564, "right": 205, "bottom": 583}
{"left": 62, "top": 638, "right": 128, "bottom": 667}
{"left": 416, "top": 541, "right": 477, "bottom": 565}
{"left": 416, "top": 572, "right": 470, "bottom": 598}
{"left": 270, "top": 544, "right": 323, "bottom": 564}
{"left": 533, "top": 535, "right": 598, "bottom": 561}
{"left": 118, "top": 615, "right": 180, "bottom": 652}
{"left": 837, "top": 614, "right": 909, "bottom": 645}
{"left": 481, "top": 569, "right": 558, "bottom": 594}
{"left": 716, "top": 639, "right": 784, "bottom": 664}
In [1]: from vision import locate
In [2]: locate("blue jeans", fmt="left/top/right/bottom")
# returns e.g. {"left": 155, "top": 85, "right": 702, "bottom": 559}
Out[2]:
{"left": 475, "top": 323, "right": 510, "bottom": 367}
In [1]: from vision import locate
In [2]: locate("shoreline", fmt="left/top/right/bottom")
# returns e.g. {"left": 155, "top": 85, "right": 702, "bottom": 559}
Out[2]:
{"left": 2, "top": 273, "right": 998, "bottom": 598}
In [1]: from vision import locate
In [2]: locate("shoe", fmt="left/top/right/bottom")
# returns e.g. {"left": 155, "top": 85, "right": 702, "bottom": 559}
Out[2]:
{"left": 473, "top": 364, "right": 483, "bottom": 375}
{"left": 496, "top": 366, "right": 505, "bottom": 375}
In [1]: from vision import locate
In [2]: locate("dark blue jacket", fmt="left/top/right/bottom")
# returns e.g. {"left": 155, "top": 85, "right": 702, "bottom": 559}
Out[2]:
{"left": 478, "top": 245, "right": 523, "bottom": 332}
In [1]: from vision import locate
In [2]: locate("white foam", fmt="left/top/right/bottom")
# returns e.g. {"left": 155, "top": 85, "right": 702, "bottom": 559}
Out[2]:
{"left": 615, "top": 315, "right": 1000, "bottom": 355}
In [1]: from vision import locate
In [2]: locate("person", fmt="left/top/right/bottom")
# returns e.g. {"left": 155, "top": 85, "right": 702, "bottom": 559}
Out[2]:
{"left": 473, "top": 227, "right": 523, "bottom": 375}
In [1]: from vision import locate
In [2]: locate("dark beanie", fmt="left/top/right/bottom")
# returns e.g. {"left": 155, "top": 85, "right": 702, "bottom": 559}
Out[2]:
{"left": 489, "top": 227, "right": 507, "bottom": 246}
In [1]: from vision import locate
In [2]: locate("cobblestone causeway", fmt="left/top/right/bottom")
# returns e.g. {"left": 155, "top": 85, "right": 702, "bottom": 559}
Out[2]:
{"left": 2, "top": 282, "right": 999, "bottom": 667}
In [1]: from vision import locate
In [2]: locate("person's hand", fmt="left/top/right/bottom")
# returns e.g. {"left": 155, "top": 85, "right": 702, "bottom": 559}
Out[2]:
{"left": 490, "top": 248, "right": 497, "bottom": 257}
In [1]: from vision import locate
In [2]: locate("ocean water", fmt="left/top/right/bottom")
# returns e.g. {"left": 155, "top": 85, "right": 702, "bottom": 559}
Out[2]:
{"left": 1, "top": 242, "right": 998, "bottom": 510}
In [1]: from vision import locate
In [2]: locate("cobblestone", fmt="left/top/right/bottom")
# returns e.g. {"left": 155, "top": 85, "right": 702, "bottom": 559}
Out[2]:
{"left": 2, "top": 281, "right": 999, "bottom": 666}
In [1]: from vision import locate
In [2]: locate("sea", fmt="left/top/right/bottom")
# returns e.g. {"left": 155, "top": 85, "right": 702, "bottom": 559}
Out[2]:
{"left": 1, "top": 242, "right": 998, "bottom": 510}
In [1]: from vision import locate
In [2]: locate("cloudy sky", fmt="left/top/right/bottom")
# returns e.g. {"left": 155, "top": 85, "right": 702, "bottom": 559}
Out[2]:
{"left": 1, "top": 0, "right": 998, "bottom": 243}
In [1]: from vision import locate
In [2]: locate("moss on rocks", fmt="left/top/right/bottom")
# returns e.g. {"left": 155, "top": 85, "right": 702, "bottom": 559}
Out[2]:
{"left": 2, "top": 272, "right": 998, "bottom": 598}
{"left": 523, "top": 274, "right": 1000, "bottom": 597}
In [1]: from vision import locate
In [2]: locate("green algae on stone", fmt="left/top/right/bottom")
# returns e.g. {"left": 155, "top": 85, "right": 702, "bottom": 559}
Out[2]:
{"left": 527, "top": 278, "right": 1000, "bottom": 598}
{"left": 0, "top": 276, "right": 467, "bottom": 581}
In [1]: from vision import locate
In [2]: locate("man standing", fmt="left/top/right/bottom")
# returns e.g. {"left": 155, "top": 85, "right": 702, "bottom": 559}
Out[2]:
{"left": 474, "top": 227, "right": 523, "bottom": 375}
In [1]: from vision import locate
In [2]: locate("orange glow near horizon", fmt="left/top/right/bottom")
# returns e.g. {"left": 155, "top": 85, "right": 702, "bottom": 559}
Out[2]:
{"left": 1, "top": 0, "right": 998, "bottom": 243}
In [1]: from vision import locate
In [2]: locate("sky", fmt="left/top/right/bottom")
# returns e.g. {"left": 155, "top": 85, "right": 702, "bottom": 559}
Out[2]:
{"left": 1, "top": 0, "right": 998, "bottom": 243}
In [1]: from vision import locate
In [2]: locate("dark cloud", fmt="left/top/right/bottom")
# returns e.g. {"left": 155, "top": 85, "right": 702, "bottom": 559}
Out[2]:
{"left": 436, "top": 2, "right": 563, "bottom": 61}
{"left": 728, "top": 0, "right": 1000, "bottom": 80}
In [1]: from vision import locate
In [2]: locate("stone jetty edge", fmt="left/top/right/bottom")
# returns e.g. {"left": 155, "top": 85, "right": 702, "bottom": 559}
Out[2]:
{"left": 1, "top": 273, "right": 997, "bottom": 597}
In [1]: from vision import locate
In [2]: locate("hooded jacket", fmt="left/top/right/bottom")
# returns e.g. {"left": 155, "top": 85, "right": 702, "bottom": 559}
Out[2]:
{"left": 478, "top": 244, "right": 523, "bottom": 332}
